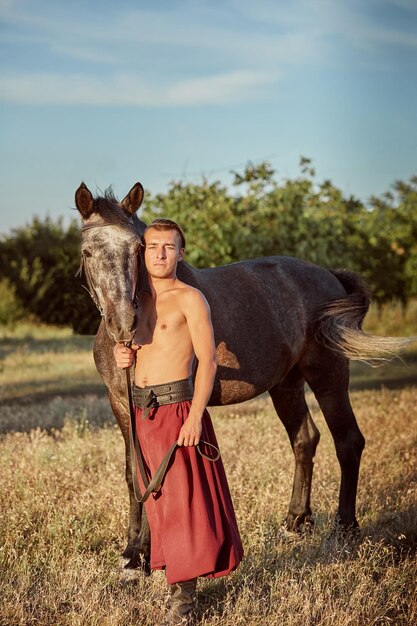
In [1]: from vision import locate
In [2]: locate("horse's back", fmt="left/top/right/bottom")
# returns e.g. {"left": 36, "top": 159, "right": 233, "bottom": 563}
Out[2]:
{"left": 178, "top": 256, "right": 347, "bottom": 404}
{"left": 181, "top": 255, "right": 345, "bottom": 304}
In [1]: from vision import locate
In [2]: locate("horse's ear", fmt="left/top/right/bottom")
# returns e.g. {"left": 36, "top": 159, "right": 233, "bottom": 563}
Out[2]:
{"left": 120, "top": 182, "right": 144, "bottom": 215}
{"left": 75, "top": 182, "right": 94, "bottom": 219}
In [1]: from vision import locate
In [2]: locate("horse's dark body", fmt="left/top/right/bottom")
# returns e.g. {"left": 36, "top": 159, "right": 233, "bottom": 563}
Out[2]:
{"left": 75, "top": 182, "right": 402, "bottom": 571}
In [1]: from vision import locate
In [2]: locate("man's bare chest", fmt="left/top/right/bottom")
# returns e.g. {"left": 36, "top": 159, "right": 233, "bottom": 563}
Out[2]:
{"left": 135, "top": 301, "right": 185, "bottom": 346}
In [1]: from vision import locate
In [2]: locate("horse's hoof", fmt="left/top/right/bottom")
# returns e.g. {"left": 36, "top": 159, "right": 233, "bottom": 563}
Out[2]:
{"left": 330, "top": 518, "right": 360, "bottom": 540}
{"left": 285, "top": 513, "right": 314, "bottom": 534}
{"left": 329, "top": 527, "right": 361, "bottom": 543}
{"left": 120, "top": 556, "right": 130, "bottom": 568}
{"left": 120, "top": 555, "right": 151, "bottom": 577}
{"left": 118, "top": 560, "right": 142, "bottom": 586}
{"left": 124, "top": 554, "right": 151, "bottom": 576}
{"left": 122, "top": 546, "right": 134, "bottom": 560}
{"left": 277, "top": 526, "right": 302, "bottom": 543}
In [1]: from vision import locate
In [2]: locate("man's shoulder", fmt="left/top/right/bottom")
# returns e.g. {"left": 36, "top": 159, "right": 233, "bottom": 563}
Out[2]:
{"left": 173, "top": 281, "right": 208, "bottom": 310}
{"left": 174, "top": 281, "right": 204, "bottom": 300}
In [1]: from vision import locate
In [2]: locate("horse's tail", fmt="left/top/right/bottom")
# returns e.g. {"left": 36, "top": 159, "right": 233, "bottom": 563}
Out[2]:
{"left": 316, "top": 269, "right": 415, "bottom": 365}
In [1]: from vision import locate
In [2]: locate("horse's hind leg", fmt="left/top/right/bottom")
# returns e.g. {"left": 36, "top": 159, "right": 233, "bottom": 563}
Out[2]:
{"left": 300, "top": 347, "right": 365, "bottom": 530}
{"left": 269, "top": 366, "right": 320, "bottom": 531}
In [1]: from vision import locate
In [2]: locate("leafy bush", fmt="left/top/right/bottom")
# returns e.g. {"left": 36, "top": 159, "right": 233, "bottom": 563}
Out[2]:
{"left": 0, "top": 278, "right": 24, "bottom": 325}
{"left": 0, "top": 217, "right": 99, "bottom": 334}
{"left": 1, "top": 160, "right": 416, "bottom": 331}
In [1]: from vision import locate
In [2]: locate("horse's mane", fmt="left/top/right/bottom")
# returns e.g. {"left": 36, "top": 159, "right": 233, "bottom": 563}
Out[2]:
{"left": 93, "top": 187, "right": 132, "bottom": 227}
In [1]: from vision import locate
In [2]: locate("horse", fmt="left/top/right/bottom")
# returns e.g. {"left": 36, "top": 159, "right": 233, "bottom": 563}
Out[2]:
{"left": 75, "top": 181, "right": 410, "bottom": 572}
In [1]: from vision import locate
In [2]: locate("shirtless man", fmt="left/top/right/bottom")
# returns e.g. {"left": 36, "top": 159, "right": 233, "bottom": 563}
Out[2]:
{"left": 114, "top": 219, "right": 243, "bottom": 626}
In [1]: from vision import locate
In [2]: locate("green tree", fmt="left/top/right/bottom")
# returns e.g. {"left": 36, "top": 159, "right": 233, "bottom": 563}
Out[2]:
{"left": 1, "top": 162, "right": 415, "bottom": 333}
{"left": 0, "top": 217, "right": 98, "bottom": 333}
{"left": 361, "top": 176, "right": 417, "bottom": 303}
{"left": 230, "top": 157, "right": 367, "bottom": 271}
{"left": 142, "top": 180, "right": 237, "bottom": 267}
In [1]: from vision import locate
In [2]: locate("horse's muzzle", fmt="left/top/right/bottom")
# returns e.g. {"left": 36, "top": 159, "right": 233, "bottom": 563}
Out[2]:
{"left": 105, "top": 305, "right": 137, "bottom": 343}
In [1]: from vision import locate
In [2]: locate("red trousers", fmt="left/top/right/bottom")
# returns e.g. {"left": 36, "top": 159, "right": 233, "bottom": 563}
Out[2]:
{"left": 135, "top": 401, "right": 243, "bottom": 584}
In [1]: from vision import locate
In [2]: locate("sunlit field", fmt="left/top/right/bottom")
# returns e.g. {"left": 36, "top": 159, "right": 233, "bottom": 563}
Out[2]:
{"left": 1, "top": 307, "right": 416, "bottom": 625}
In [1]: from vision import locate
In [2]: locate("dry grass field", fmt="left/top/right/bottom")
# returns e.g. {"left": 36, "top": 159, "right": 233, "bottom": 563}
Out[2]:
{"left": 1, "top": 310, "right": 416, "bottom": 626}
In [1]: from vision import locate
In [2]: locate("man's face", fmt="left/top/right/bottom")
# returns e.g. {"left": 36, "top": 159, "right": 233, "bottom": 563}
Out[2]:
{"left": 143, "top": 227, "right": 184, "bottom": 279}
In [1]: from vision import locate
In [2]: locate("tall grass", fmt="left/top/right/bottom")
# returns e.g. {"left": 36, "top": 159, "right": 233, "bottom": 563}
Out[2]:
{"left": 0, "top": 323, "right": 99, "bottom": 407}
{"left": 0, "top": 307, "right": 416, "bottom": 625}
{"left": 0, "top": 321, "right": 76, "bottom": 341}
{"left": 362, "top": 299, "right": 417, "bottom": 337}
{"left": 1, "top": 390, "right": 416, "bottom": 625}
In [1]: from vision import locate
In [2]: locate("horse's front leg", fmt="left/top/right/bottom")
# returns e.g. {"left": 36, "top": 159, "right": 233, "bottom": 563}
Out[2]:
{"left": 122, "top": 438, "right": 151, "bottom": 573}
{"left": 109, "top": 392, "right": 151, "bottom": 572}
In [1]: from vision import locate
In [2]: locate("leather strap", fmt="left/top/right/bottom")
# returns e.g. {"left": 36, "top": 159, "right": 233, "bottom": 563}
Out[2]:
{"left": 135, "top": 440, "right": 220, "bottom": 503}
{"left": 125, "top": 358, "right": 145, "bottom": 503}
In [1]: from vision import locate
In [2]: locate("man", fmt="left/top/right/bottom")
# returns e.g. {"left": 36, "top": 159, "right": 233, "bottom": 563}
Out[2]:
{"left": 114, "top": 218, "right": 243, "bottom": 625}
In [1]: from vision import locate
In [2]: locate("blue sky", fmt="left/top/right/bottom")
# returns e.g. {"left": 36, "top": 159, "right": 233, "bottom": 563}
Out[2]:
{"left": 1, "top": 0, "right": 416, "bottom": 234}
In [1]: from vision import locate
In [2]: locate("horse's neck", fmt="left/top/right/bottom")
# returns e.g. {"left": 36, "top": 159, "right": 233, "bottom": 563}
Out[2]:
{"left": 177, "top": 261, "right": 202, "bottom": 289}
{"left": 132, "top": 214, "right": 147, "bottom": 236}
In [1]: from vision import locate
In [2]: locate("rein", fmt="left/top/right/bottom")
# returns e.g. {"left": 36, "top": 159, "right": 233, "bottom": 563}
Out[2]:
{"left": 76, "top": 254, "right": 105, "bottom": 316}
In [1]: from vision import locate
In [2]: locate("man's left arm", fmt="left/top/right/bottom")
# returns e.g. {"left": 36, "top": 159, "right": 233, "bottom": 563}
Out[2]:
{"left": 177, "top": 289, "right": 217, "bottom": 447}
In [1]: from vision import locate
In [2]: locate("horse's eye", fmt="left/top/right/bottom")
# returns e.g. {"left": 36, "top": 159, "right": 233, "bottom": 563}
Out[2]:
{"left": 83, "top": 250, "right": 92, "bottom": 258}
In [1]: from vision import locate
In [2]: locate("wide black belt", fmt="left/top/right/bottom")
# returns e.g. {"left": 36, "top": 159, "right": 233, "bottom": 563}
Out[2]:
{"left": 133, "top": 376, "right": 194, "bottom": 420}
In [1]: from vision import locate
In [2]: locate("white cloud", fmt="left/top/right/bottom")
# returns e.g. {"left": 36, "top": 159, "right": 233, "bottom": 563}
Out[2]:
{"left": 0, "top": 69, "right": 279, "bottom": 106}
{"left": 1, "top": 0, "right": 416, "bottom": 107}
{"left": 388, "top": 0, "right": 417, "bottom": 10}
{"left": 234, "top": 0, "right": 417, "bottom": 51}
{"left": 166, "top": 70, "right": 279, "bottom": 105}
{"left": 51, "top": 43, "right": 121, "bottom": 65}
{"left": 0, "top": 2, "right": 324, "bottom": 68}
{"left": 0, "top": 0, "right": 20, "bottom": 11}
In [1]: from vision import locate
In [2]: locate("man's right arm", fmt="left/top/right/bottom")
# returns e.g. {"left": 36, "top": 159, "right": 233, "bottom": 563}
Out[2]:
{"left": 176, "top": 288, "right": 217, "bottom": 447}
{"left": 113, "top": 342, "right": 139, "bottom": 369}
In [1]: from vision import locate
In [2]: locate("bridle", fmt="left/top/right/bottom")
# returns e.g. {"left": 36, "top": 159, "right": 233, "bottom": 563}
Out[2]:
{"left": 76, "top": 220, "right": 143, "bottom": 318}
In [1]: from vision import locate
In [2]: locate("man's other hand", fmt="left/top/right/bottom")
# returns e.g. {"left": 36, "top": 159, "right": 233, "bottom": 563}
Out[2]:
{"left": 178, "top": 416, "right": 203, "bottom": 447}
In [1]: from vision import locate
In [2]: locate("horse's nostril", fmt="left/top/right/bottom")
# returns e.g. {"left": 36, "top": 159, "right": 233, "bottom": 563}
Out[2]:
{"left": 106, "top": 310, "right": 135, "bottom": 340}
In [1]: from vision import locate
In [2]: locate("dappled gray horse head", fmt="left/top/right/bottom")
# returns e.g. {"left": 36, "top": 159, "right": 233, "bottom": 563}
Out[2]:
{"left": 75, "top": 182, "right": 146, "bottom": 343}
